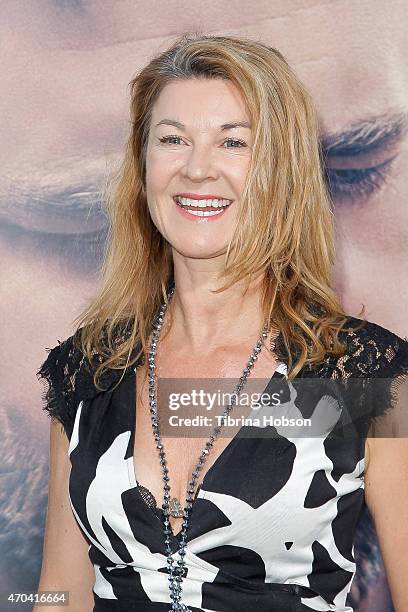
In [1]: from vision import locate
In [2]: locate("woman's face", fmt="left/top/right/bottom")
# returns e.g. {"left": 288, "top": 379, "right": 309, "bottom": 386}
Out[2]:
{"left": 145, "top": 78, "right": 252, "bottom": 259}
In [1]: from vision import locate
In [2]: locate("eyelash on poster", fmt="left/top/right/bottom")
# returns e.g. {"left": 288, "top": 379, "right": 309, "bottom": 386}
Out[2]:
{"left": 4, "top": 223, "right": 108, "bottom": 264}
{"left": 9, "top": 155, "right": 397, "bottom": 258}
{"left": 158, "top": 135, "right": 247, "bottom": 147}
{"left": 326, "top": 157, "right": 396, "bottom": 200}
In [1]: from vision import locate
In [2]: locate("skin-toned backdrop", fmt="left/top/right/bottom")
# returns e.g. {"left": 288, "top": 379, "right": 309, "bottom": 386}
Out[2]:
{"left": 1, "top": 1, "right": 406, "bottom": 610}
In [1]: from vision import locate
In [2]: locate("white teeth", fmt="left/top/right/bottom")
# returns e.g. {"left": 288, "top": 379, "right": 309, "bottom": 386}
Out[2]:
{"left": 184, "top": 209, "right": 224, "bottom": 217}
{"left": 174, "top": 196, "right": 231, "bottom": 208}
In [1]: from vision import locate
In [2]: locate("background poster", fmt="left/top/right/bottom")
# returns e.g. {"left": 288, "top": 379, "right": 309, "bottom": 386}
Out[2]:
{"left": 1, "top": 1, "right": 406, "bottom": 610}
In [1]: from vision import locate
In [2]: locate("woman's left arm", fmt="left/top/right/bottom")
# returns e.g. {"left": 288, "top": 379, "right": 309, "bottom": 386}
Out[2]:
{"left": 365, "top": 437, "right": 408, "bottom": 611}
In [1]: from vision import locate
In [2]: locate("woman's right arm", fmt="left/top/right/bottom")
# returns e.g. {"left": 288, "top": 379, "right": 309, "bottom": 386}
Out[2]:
{"left": 36, "top": 418, "right": 95, "bottom": 612}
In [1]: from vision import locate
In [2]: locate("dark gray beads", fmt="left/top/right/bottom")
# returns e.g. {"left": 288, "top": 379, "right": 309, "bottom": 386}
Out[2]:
{"left": 144, "top": 281, "right": 269, "bottom": 612}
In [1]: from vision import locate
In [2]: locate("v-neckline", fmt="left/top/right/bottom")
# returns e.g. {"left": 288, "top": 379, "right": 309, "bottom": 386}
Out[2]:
{"left": 126, "top": 360, "right": 288, "bottom": 541}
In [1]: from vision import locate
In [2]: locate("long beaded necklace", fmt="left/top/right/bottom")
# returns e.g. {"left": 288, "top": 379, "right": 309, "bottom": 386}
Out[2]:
{"left": 147, "top": 281, "right": 270, "bottom": 611}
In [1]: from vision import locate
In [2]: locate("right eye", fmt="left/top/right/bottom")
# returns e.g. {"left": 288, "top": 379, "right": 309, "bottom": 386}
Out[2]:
{"left": 0, "top": 221, "right": 108, "bottom": 274}
{"left": 0, "top": 182, "right": 109, "bottom": 274}
{"left": 158, "top": 135, "right": 183, "bottom": 145}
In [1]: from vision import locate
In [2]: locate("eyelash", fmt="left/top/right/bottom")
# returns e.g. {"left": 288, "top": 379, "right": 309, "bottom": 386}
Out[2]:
{"left": 158, "top": 135, "right": 247, "bottom": 148}
{"left": 8, "top": 223, "right": 108, "bottom": 273}
{"left": 9, "top": 152, "right": 397, "bottom": 268}
{"left": 325, "top": 158, "right": 396, "bottom": 202}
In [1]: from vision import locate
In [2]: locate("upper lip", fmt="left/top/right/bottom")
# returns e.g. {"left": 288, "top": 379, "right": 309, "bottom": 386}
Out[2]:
{"left": 174, "top": 193, "right": 233, "bottom": 201}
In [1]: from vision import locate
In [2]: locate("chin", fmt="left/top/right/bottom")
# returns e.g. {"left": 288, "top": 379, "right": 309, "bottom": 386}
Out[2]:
{"left": 172, "top": 243, "right": 228, "bottom": 259}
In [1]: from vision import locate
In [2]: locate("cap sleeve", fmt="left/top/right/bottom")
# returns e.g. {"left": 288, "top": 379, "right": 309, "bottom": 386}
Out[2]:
{"left": 36, "top": 333, "right": 88, "bottom": 440}
{"left": 366, "top": 329, "right": 408, "bottom": 439}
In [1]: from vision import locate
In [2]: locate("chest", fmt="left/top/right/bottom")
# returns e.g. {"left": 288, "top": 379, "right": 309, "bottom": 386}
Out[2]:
{"left": 133, "top": 343, "right": 282, "bottom": 534}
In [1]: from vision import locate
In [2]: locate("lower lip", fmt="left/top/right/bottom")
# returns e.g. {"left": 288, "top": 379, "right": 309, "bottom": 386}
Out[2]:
{"left": 174, "top": 199, "right": 232, "bottom": 221}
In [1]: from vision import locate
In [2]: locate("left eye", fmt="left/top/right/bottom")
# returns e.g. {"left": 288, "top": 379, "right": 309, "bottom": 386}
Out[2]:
{"left": 224, "top": 137, "right": 247, "bottom": 148}
{"left": 158, "top": 135, "right": 247, "bottom": 148}
{"left": 324, "top": 156, "right": 397, "bottom": 203}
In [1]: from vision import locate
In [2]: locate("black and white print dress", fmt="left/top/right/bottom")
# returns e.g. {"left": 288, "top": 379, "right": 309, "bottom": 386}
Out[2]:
{"left": 37, "top": 316, "right": 408, "bottom": 612}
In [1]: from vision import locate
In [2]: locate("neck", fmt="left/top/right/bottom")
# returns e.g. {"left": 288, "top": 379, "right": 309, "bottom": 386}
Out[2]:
{"left": 162, "top": 272, "right": 267, "bottom": 353}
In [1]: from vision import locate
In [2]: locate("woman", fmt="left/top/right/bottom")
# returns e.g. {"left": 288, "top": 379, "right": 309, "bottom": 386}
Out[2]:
{"left": 36, "top": 33, "right": 408, "bottom": 611}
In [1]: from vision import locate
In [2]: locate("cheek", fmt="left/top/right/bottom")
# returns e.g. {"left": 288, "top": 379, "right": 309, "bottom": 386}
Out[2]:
{"left": 145, "top": 190, "right": 172, "bottom": 237}
{"left": 145, "top": 155, "right": 178, "bottom": 220}
{"left": 145, "top": 150, "right": 178, "bottom": 190}
{"left": 225, "top": 159, "right": 251, "bottom": 191}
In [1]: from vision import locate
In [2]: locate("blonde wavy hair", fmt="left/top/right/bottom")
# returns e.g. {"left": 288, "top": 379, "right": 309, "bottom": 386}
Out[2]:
{"left": 73, "top": 32, "right": 365, "bottom": 388}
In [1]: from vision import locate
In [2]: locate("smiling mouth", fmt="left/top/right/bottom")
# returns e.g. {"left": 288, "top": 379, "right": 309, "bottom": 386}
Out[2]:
{"left": 173, "top": 195, "right": 233, "bottom": 211}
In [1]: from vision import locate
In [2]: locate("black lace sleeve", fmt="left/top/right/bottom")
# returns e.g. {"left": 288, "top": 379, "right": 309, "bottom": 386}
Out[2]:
{"left": 36, "top": 327, "right": 135, "bottom": 439}
{"left": 36, "top": 333, "right": 91, "bottom": 440}
{"left": 298, "top": 318, "right": 408, "bottom": 439}
{"left": 365, "top": 326, "right": 408, "bottom": 438}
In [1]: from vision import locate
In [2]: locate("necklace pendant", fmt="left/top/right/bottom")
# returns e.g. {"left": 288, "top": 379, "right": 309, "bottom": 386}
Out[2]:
{"left": 169, "top": 497, "right": 184, "bottom": 518}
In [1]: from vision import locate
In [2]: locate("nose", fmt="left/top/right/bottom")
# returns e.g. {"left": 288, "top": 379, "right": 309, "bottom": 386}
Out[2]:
{"left": 181, "top": 143, "right": 219, "bottom": 182}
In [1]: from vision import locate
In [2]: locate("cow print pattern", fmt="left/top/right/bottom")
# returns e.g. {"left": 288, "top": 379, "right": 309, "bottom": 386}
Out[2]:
{"left": 37, "top": 316, "right": 408, "bottom": 611}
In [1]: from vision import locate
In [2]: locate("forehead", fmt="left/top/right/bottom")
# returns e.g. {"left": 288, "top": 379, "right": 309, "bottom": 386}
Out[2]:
{"left": 241, "top": 0, "right": 407, "bottom": 134}
{"left": 151, "top": 79, "right": 250, "bottom": 128}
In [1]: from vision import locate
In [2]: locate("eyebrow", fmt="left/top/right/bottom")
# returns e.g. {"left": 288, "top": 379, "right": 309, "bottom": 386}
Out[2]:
{"left": 320, "top": 109, "right": 408, "bottom": 157}
{"left": 155, "top": 119, "right": 251, "bottom": 131}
